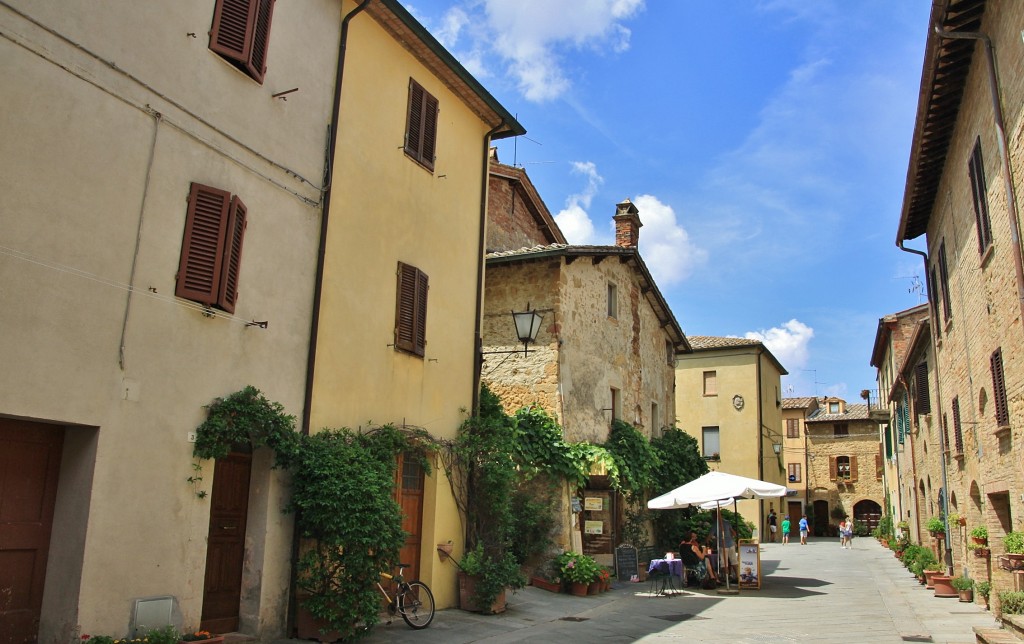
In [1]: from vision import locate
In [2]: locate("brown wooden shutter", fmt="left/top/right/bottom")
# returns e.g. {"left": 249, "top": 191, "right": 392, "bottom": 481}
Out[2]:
{"left": 875, "top": 444, "right": 883, "bottom": 480}
{"left": 209, "top": 0, "right": 274, "bottom": 84}
{"left": 849, "top": 455, "right": 858, "bottom": 482}
{"left": 992, "top": 348, "right": 1009, "bottom": 426}
{"left": 217, "top": 196, "right": 247, "bottom": 313}
{"left": 914, "top": 362, "right": 931, "bottom": 414}
{"left": 952, "top": 397, "right": 964, "bottom": 453}
{"left": 395, "top": 263, "right": 428, "bottom": 357}
{"left": 404, "top": 79, "right": 438, "bottom": 171}
{"left": 829, "top": 457, "right": 837, "bottom": 481}
{"left": 414, "top": 269, "right": 428, "bottom": 355}
{"left": 176, "top": 183, "right": 231, "bottom": 306}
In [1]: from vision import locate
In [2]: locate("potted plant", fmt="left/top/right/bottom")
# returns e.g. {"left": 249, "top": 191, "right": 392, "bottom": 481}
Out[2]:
{"left": 950, "top": 576, "right": 974, "bottom": 603}
{"left": 598, "top": 567, "right": 612, "bottom": 592}
{"left": 530, "top": 559, "right": 563, "bottom": 593}
{"left": 947, "top": 511, "right": 965, "bottom": 527}
{"left": 977, "top": 580, "right": 992, "bottom": 609}
{"left": 558, "top": 551, "right": 598, "bottom": 596}
{"left": 1005, "top": 530, "right": 1024, "bottom": 554}
{"left": 926, "top": 515, "right": 946, "bottom": 537}
{"left": 969, "top": 525, "right": 988, "bottom": 547}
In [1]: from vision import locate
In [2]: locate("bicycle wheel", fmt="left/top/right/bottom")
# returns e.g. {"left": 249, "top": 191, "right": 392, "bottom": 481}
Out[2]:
{"left": 397, "top": 580, "right": 435, "bottom": 629}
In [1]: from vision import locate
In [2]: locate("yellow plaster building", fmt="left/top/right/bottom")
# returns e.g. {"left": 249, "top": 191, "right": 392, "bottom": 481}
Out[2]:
{"left": 675, "top": 337, "right": 788, "bottom": 538}
{"left": 306, "top": 0, "right": 523, "bottom": 614}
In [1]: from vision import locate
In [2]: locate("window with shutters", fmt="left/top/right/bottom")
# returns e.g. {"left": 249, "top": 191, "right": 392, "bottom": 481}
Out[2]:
{"left": 831, "top": 455, "right": 856, "bottom": 481}
{"left": 175, "top": 182, "right": 248, "bottom": 314}
{"left": 875, "top": 446, "right": 883, "bottom": 480}
{"left": 952, "top": 397, "right": 964, "bottom": 454}
{"left": 786, "top": 418, "right": 800, "bottom": 438}
{"left": 991, "top": 348, "right": 1009, "bottom": 427}
{"left": 833, "top": 423, "right": 848, "bottom": 438}
{"left": 209, "top": 0, "right": 276, "bottom": 84}
{"left": 938, "top": 241, "right": 952, "bottom": 323}
{"left": 787, "top": 462, "right": 801, "bottom": 483}
{"left": 968, "top": 138, "right": 993, "bottom": 254}
{"left": 394, "top": 262, "right": 428, "bottom": 357}
{"left": 404, "top": 79, "right": 439, "bottom": 171}
{"left": 702, "top": 426, "right": 720, "bottom": 459}
{"left": 914, "top": 362, "right": 931, "bottom": 415}
{"left": 928, "top": 266, "right": 942, "bottom": 338}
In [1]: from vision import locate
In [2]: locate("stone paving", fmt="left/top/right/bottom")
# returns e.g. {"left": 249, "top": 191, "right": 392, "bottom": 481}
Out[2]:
{"left": 281, "top": 537, "right": 1001, "bottom": 643}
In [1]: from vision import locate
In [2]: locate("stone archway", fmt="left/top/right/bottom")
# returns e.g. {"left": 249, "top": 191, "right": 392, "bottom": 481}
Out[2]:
{"left": 853, "top": 499, "right": 883, "bottom": 533}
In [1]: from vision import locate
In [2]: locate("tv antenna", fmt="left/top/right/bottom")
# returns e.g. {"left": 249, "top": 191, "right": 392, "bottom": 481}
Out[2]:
{"left": 895, "top": 274, "right": 924, "bottom": 304}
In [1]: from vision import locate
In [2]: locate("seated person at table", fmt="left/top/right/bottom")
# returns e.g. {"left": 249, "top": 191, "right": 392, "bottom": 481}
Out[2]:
{"left": 679, "top": 531, "right": 718, "bottom": 585}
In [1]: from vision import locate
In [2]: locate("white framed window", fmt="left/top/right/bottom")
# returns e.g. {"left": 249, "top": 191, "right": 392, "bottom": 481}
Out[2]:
{"left": 702, "top": 426, "right": 720, "bottom": 459}
{"left": 607, "top": 283, "right": 618, "bottom": 318}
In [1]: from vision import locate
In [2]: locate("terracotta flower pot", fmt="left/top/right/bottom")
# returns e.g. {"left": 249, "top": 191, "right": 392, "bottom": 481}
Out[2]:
{"left": 958, "top": 589, "right": 974, "bottom": 603}
{"left": 588, "top": 581, "right": 601, "bottom": 595}
{"left": 531, "top": 576, "right": 562, "bottom": 593}
{"left": 932, "top": 575, "right": 956, "bottom": 598}
{"left": 570, "top": 581, "right": 589, "bottom": 596}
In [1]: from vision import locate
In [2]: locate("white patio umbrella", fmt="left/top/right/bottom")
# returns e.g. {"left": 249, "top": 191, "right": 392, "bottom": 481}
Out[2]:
{"left": 648, "top": 472, "right": 786, "bottom": 593}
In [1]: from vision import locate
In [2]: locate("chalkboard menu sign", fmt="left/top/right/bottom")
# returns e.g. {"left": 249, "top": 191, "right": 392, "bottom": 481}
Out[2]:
{"left": 615, "top": 544, "right": 638, "bottom": 582}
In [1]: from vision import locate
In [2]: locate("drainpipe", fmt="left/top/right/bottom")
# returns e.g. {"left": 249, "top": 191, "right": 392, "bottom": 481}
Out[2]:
{"left": 933, "top": 26, "right": 1024, "bottom": 331}
{"left": 291, "top": 1, "right": 371, "bottom": 634}
{"left": 301, "top": 0, "right": 372, "bottom": 435}
{"left": 897, "top": 243, "right": 952, "bottom": 569}
{"left": 472, "top": 121, "right": 507, "bottom": 414}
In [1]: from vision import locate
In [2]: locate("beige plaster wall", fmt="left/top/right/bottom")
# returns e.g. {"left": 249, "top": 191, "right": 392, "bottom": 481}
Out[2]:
{"left": 0, "top": 1, "right": 338, "bottom": 639}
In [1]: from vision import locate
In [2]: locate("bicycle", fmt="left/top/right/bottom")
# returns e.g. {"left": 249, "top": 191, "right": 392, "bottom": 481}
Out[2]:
{"left": 378, "top": 563, "right": 435, "bottom": 629}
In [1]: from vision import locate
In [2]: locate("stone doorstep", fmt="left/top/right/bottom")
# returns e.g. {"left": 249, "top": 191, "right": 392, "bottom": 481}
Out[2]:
{"left": 1003, "top": 615, "right": 1024, "bottom": 640}
{"left": 975, "top": 627, "right": 1021, "bottom": 644}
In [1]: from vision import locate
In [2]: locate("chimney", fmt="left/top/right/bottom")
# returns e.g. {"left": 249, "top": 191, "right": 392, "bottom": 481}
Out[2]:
{"left": 613, "top": 198, "right": 642, "bottom": 248}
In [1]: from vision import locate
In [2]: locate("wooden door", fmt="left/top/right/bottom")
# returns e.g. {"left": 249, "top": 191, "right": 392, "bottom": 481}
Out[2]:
{"left": 0, "top": 419, "right": 64, "bottom": 644}
{"left": 200, "top": 452, "right": 251, "bottom": 633}
{"left": 395, "top": 452, "right": 423, "bottom": 582}
{"left": 787, "top": 501, "right": 802, "bottom": 537}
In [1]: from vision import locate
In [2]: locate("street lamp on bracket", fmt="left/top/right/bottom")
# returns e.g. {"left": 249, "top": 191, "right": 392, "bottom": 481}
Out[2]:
{"left": 482, "top": 303, "right": 544, "bottom": 357}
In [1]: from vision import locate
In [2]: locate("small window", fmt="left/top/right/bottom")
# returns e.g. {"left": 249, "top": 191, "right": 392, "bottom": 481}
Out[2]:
{"left": 395, "top": 262, "right": 428, "bottom": 357}
{"left": 703, "top": 371, "right": 717, "bottom": 396}
{"left": 833, "top": 423, "right": 848, "bottom": 437}
{"left": 175, "top": 182, "right": 248, "bottom": 314}
{"left": 952, "top": 397, "right": 964, "bottom": 453}
{"left": 702, "top": 426, "right": 720, "bottom": 458}
{"left": 991, "top": 348, "right": 1009, "bottom": 427}
{"left": 610, "top": 387, "right": 621, "bottom": 421}
{"left": 209, "top": 0, "right": 276, "bottom": 84}
{"left": 787, "top": 462, "right": 801, "bottom": 483}
{"left": 832, "top": 455, "right": 855, "bottom": 481}
{"left": 938, "top": 241, "right": 952, "bottom": 323}
{"left": 914, "top": 362, "right": 931, "bottom": 415}
{"left": 786, "top": 418, "right": 800, "bottom": 438}
{"left": 828, "top": 401, "right": 840, "bottom": 414}
{"left": 968, "top": 138, "right": 993, "bottom": 254}
{"left": 666, "top": 340, "right": 675, "bottom": 366}
{"left": 404, "top": 78, "right": 439, "bottom": 171}
{"left": 607, "top": 283, "right": 618, "bottom": 318}
{"left": 651, "top": 402, "right": 660, "bottom": 435}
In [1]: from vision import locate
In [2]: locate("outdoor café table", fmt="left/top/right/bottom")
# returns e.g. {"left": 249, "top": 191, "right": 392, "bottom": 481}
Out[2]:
{"left": 647, "top": 557, "right": 685, "bottom": 594}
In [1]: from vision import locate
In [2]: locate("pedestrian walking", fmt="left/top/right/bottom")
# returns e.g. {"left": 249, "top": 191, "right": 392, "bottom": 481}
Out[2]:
{"left": 799, "top": 515, "right": 809, "bottom": 545}
{"left": 781, "top": 515, "right": 791, "bottom": 545}
{"left": 842, "top": 515, "right": 854, "bottom": 549}
{"left": 767, "top": 508, "right": 777, "bottom": 543}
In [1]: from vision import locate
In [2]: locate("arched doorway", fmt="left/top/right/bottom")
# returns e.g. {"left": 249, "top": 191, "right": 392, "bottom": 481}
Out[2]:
{"left": 853, "top": 499, "right": 883, "bottom": 533}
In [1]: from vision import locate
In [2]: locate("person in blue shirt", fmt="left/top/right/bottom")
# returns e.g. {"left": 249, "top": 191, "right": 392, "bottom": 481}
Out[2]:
{"left": 798, "top": 515, "right": 810, "bottom": 545}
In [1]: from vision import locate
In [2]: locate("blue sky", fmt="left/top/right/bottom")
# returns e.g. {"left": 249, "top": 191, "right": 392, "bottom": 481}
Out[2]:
{"left": 405, "top": 0, "right": 932, "bottom": 400}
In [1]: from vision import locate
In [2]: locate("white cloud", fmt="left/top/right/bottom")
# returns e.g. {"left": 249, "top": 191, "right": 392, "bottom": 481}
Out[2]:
{"left": 421, "top": 0, "right": 644, "bottom": 102}
{"left": 554, "top": 161, "right": 603, "bottom": 244}
{"left": 633, "top": 194, "right": 707, "bottom": 284}
{"left": 745, "top": 319, "right": 814, "bottom": 372}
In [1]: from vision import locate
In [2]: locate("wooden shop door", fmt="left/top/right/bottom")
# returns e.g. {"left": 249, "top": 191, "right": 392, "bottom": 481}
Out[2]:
{"left": 0, "top": 419, "right": 64, "bottom": 644}
{"left": 200, "top": 451, "right": 252, "bottom": 633}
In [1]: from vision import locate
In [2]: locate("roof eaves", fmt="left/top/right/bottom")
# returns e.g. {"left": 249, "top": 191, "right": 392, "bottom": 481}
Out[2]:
{"left": 371, "top": 0, "right": 525, "bottom": 139}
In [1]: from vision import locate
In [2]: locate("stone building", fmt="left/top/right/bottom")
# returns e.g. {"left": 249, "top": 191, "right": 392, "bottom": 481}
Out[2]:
{"left": 482, "top": 188, "right": 688, "bottom": 562}
{"left": 895, "top": 0, "right": 1024, "bottom": 600}
{"left": 675, "top": 337, "right": 788, "bottom": 537}
{"left": 804, "top": 399, "right": 885, "bottom": 536}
